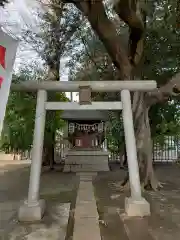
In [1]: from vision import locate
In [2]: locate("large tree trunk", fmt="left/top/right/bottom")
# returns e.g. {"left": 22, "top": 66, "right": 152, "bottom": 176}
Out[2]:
{"left": 42, "top": 66, "right": 60, "bottom": 169}
{"left": 70, "top": 0, "right": 180, "bottom": 190}
{"left": 74, "top": 0, "right": 132, "bottom": 79}
{"left": 132, "top": 92, "right": 160, "bottom": 189}
{"left": 120, "top": 92, "right": 160, "bottom": 190}
{"left": 70, "top": 0, "right": 159, "bottom": 190}
{"left": 122, "top": 141, "right": 128, "bottom": 168}
{"left": 43, "top": 129, "right": 56, "bottom": 169}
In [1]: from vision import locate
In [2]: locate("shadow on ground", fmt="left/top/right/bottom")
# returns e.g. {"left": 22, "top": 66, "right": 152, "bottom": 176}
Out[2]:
{"left": 0, "top": 163, "right": 79, "bottom": 240}
{"left": 94, "top": 163, "right": 180, "bottom": 240}
{"left": 1, "top": 162, "right": 180, "bottom": 240}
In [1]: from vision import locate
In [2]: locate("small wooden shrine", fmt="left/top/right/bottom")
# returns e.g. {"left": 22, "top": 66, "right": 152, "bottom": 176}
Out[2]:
{"left": 62, "top": 110, "right": 107, "bottom": 149}
{"left": 61, "top": 110, "right": 109, "bottom": 172}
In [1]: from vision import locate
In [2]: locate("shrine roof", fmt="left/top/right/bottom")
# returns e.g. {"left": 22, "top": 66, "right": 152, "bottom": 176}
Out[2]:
{"left": 61, "top": 110, "right": 109, "bottom": 121}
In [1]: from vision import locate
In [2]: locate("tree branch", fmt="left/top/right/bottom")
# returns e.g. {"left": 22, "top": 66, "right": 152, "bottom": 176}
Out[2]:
{"left": 73, "top": 0, "right": 132, "bottom": 79}
{"left": 147, "top": 72, "right": 180, "bottom": 105}
{"left": 113, "top": 0, "right": 145, "bottom": 66}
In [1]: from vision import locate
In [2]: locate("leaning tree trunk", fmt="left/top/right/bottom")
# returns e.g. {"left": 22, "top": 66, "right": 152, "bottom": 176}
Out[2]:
{"left": 42, "top": 66, "right": 60, "bottom": 169}
{"left": 43, "top": 96, "right": 57, "bottom": 170}
{"left": 120, "top": 92, "right": 160, "bottom": 190}
{"left": 43, "top": 126, "right": 56, "bottom": 169}
{"left": 44, "top": 132, "right": 55, "bottom": 170}
{"left": 132, "top": 92, "right": 160, "bottom": 190}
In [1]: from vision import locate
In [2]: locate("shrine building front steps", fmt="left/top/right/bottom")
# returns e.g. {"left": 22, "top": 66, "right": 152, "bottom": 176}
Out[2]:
{"left": 63, "top": 149, "right": 109, "bottom": 172}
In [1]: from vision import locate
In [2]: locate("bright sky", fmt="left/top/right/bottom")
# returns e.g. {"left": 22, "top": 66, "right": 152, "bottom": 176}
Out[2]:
{"left": 0, "top": 0, "right": 78, "bottom": 101}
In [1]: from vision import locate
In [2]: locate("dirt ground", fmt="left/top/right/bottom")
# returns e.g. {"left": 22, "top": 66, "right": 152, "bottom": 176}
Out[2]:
{"left": 0, "top": 161, "right": 78, "bottom": 240}
{"left": 1, "top": 161, "right": 180, "bottom": 239}
{"left": 95, "top": 163, "right": 180, "bottom": 240}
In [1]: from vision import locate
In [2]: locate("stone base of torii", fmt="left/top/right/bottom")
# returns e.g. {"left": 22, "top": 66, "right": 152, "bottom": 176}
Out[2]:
{"left": 9, "top": 80, "right": 156, "bottom": 221}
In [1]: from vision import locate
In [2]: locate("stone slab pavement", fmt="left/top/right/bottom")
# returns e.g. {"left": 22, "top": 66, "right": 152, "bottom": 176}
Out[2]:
{"left": 73, "top": 172, "right": 154, "bottom": 240}
{"left": 73, "top": 173, "right": 101, "bottom": 240}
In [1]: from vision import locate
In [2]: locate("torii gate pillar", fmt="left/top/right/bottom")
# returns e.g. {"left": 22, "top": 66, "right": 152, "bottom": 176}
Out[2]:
{"left": 121, "top": 90, "right": 150, "bottom": 216}
{"left": 18, "top": 90, "right": 47, "bottom": 221}
{"left": 15, "top": 80, "right": 154, "bottom": 221}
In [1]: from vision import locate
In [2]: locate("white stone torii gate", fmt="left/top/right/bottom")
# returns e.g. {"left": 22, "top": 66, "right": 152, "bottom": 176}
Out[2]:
{"left": 10, "top": 80, "right": 157, "bottom": 221}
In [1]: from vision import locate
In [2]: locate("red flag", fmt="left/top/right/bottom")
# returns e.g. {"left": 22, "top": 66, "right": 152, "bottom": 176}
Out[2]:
{"left": 0, "top": 76, "right": 4, "bottom": 88}
{"left": 0, "top": 45, "right": 6, "bottom": 69}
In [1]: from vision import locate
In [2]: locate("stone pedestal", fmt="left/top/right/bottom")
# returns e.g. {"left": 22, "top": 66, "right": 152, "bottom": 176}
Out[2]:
{"left": 125, "top": 197, "right": 150, "bottom": 217}
{"left": 18, "top": 199, "right": 45, "bottom": 222}
{"left": 63, "top": 149, "right": 109, "bottom": 172}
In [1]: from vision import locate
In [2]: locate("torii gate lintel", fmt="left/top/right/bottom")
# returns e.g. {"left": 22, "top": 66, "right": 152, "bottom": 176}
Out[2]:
{"left": 15, "top": 80, "right": 156, "bottom": 221}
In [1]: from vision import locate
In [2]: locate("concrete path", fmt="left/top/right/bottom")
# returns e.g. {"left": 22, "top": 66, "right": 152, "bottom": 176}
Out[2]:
{"left": 73, "top": 173, "right": 101, "bottom": 240}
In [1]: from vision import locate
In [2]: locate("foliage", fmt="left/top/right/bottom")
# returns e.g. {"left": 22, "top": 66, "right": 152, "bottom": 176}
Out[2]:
{"left": 44, "top": 91, "right": 68, "bottom": 145}
{"left": 150, "top": 99, "right": 180, "bottom": 146}
{"left": 146, "top": 0, "right": 180, "bottom": 143}
{"left": 0, "top": 64, "right": 68, "bottom": 152}
{"left": 21, "top": 1, "right": 82, "bottom": 162}
{"left": 67, "top": 0, "right": 180, "bottom": 150}
{"left": 106, "top": 113, "right": 124, "bottom": 153}
{"left": 23, "top": 1, "right": 82, "bottom": 76}
{"left": 1, "top": 92, "right": 36, "bottom": 152}
{"left": 0, "top": 67, "right": 37, "bottom": 152}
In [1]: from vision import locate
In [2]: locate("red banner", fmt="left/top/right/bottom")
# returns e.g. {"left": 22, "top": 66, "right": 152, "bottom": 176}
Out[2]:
{"left": 0, "top": 76, "right": 4, "bottom": 88}
{"left": 0, "top": 45, "right": 6, "bottom": 69}
{"left": 0, "top": 29, "right": 19, "bottom": 137}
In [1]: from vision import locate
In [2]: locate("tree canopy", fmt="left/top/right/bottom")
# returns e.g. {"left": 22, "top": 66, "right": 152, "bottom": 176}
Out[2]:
{"left": 1, "top": 0, "right": 180, "bottom": 186}
{"left": 0, "top": 63, "right": 67, "bottom": 153}
{"left": 67, "top": 0, "right": 180, "bottom": 146}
